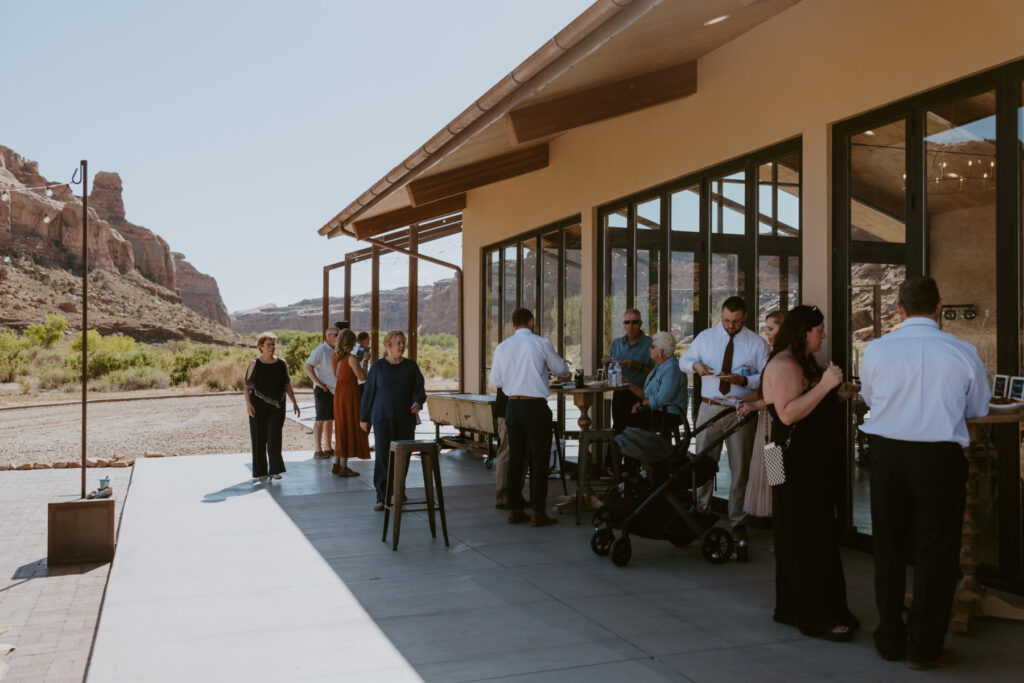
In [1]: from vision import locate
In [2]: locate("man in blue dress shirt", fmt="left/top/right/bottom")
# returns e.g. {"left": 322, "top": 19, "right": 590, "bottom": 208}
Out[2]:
{"left": 679, "top": 296, "right": 770, "bottom": 541}
{"left": 603, "top": 308, "right": 654, "bottom": 433}
{"left": 860, "top": 276, "right": 989, "bottom": 670}
{"left": 490, "top": 307, "right": 571, "bottom": 527}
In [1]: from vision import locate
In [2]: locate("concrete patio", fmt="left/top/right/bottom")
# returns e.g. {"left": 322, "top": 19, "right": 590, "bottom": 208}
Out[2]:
{"left": 80, "top": 446, "right": 1024, "bottom": 682}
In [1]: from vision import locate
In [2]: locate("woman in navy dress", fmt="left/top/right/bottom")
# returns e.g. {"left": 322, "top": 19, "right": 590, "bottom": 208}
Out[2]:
{"left": 360, "top": 330, "right": 426, "bottom": 510}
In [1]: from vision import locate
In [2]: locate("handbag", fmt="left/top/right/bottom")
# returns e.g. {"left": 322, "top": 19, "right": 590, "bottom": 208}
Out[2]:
{"left": 763, "top": 419, "right": 795, "bottom": 487}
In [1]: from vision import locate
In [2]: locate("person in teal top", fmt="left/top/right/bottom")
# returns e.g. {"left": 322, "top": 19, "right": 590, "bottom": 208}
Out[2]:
{"left": 603, "top": 308, "right": 653, "bottom": 432}
{"left": 625, "top": 331, "right": 687, "bottom": 435}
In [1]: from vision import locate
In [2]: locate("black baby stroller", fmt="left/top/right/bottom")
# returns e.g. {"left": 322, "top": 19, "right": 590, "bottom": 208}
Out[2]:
{"left": 589, "top": 406, "right": 756, "bottom": 567}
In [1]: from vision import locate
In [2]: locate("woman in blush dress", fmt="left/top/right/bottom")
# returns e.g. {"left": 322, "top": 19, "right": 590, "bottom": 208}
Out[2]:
{"left": 738, "top": 309, "right": 784, "bottom": 520}
{"left": 360, "top": 330, "right": 426, "bottom": 511}
{"left": 332, "top": 329, "right": 370, "bottom": 477}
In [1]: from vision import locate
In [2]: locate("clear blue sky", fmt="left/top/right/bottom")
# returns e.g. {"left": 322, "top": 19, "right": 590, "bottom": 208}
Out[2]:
{"left": 2, "top": 0, "right": 592, "bottom": 313}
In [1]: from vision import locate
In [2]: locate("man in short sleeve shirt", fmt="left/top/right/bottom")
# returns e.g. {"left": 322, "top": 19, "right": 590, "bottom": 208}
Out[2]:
{"left": 603, "top": 307, "right": 653, "bottom": 433}
{"left": 679, "top": 296, "right": 769, "bottom": 540}
{"left": 304, "top": 326, "right": 340, "bottom": 458}
{"left": 860, "top": 276, "right": 989, "bottom": 669}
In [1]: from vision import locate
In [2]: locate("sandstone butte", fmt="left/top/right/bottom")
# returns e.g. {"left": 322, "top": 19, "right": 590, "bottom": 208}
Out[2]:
{"left": 0, "top": 144, "right": 231, "bottom": 328}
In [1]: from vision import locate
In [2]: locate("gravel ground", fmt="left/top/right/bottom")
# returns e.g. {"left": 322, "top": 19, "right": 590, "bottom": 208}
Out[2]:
{"left": 0, "top": 393, "right": 313, "bottom": 467}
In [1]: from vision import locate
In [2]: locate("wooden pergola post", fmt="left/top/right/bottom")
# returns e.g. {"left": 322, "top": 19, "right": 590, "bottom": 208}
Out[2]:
{"left": 408, "top": 224, "right": 418, "bottom": 360}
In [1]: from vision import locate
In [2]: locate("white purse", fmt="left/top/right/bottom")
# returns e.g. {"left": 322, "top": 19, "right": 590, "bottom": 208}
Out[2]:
{"left": 763, "top": 421, "right": 795, "bottom": 487}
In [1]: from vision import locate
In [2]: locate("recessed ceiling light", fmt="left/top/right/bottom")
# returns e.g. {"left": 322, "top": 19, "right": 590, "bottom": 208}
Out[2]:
{"left": 864, "top": 130, "right": 876, "bottom": 136}
{"left": 703, "top": 15, "right": 729, "bottom": 26}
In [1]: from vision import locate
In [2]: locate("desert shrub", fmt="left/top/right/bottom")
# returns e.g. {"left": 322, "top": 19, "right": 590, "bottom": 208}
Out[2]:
{"left": 280, "top": 331, "right": 321, "bottom": 375}
{"left": 189, "top": 359, "right": 246, "bottom": 391}
{"left": 100, "top": 366, "right": 170, "bottom": 391}
{"left": 0, "top": 330, "right": 29, "bottom": 382}
{"left": 290, "top": 371, "right": 312, "bottom": 389}
{"left": 24, "top": 314, "right": 67, "bottom": 348}
{"left": 420, "top": 333, "right": 457, "bottom": 348}
{"left": 37, "top": 361, "right": 80, "bottom": 390}
{"left": 169, "top": 341, "right": 213, "bottom": 385}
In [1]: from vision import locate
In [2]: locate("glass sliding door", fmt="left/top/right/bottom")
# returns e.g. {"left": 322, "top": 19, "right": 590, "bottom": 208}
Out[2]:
{"left": 847, "top": 118, "right": 908, "bottom": 536}
{"left": 756, "top": 155, "right": 801, "bottom": 336}
{"left": 635, "top": 197, "right": 662, "bottom": 330}
{"left": 604, "top": 208, "right": 630, "bottom": 353}
{"left": 564, "top": 225, "right": 583, "bottom": 370}
{"left": 709, "top": 170, "right": 746, "bottom": 314}
{"left": 670, "top": 185, "right": 700, "bottom": 356}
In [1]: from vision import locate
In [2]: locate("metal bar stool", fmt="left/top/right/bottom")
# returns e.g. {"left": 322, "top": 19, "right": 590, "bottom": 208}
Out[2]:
{"left": 382, "top": 439, "right": 449, "bottom": 550}
{"left": 575, "top": 428, "right": 618, "bottom": 524}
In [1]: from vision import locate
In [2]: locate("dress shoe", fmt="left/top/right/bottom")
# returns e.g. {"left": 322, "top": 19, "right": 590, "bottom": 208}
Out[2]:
{"left": 507, "top": 510, "right": 530, "bottom": 524}
{"left": 906, "top": 648, "right": 959, "bottom": 670}
{"left": 529, "top": 514, "right": 558, "bottom": 527}
{"left": 496, "top": 500, "right": 530, "bottom": 510}
{"left": 731, "top": 524, "right": 747, "bottom": 541}
{"left": 331, "top": 463, "right": 340, "bottom": 475}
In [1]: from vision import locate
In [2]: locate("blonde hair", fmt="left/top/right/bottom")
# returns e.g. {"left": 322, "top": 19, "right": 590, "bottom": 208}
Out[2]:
{"left": 382, "top": 330, "right": 406, "bottom": 353}
{"left": 256, "top": 332, "right": 277, "bottom": 350}
{"left": 334, "top": 329, "right": 356, "bottom": 361}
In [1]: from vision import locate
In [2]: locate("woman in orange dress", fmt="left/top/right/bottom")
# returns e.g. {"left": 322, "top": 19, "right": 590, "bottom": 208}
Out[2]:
{"left": 332, "top": 329, "right": 370, "bottom": 476}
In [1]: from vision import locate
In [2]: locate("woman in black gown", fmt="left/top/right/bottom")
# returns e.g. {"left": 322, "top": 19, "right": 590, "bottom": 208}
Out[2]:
{"left": 761, "top": 305, "right": 860, "bottom": 641}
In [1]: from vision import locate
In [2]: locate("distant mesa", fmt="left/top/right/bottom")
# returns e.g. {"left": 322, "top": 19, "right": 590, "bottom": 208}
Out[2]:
{"left": 231, "top": 278, "right": 459, "bottom": 336}
{"left": 0, "top": 144, "right": 237, "bottom": 343}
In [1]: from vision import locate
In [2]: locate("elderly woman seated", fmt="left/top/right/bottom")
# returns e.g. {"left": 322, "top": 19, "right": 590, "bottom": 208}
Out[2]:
{"left": 624, "top": 330, "right": 688, "bottom": 438}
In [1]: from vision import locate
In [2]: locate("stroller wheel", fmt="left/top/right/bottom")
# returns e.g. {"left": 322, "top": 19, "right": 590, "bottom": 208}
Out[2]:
{"left": 700, "top": 527, "right": 734, "bottom": 565}
{"left": 610, "top": 537, "right": 632, "bottom": 567}
{"left": 590, "top": 528, "right": 614, "bottom": 556}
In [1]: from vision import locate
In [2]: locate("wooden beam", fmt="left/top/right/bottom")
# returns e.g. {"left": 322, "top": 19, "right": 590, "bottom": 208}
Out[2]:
{"left": 406, "top": 145, "right": 549, "bottom": 206}
{"left": 351, "top": 194, "right": 466, "bottom": 239}
{"left": 505, "top": 61, "right": 697, "bottom": 145}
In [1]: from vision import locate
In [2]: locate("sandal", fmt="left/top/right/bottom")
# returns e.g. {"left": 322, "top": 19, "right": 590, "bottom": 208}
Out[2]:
{"left": 342, "top": 467, "right": 360, "bottom": 477}
{"left": 801, "top": 624, "right": 854, "bottom": 643}
{"left": 374, "top": 502, "right": 385, "bottom": 511}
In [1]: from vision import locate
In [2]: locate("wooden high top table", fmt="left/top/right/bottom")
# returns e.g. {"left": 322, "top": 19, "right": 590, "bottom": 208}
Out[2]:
{"left": 953, "top": 410, "right": 1024, "bottom": 633}
{"left": 548, "top": 380, "right": 634, "bottom": 513}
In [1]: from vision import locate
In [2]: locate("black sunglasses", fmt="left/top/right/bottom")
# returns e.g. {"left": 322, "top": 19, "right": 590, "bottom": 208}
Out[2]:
{"left": 623, "top": 320, "right": 641, "bottom": 325}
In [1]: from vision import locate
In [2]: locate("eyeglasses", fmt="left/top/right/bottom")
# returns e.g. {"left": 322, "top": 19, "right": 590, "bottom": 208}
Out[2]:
{"left": 623, "top": 320, "right": 641, "bottom": 325}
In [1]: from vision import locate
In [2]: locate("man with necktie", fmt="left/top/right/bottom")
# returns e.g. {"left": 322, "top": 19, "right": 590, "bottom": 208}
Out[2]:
{"left": 679, "top": 296, "right": 770, "bottom": 542}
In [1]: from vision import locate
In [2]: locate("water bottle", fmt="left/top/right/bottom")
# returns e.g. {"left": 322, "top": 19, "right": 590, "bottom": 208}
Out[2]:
{"left": 611, "top": 360, "right": 622, "bottom": 387}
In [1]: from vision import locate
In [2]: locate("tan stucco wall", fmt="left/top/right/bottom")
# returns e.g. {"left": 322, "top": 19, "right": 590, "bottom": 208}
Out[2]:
{"left": 461, "top": 0, "right": 1024, "bottom": 392}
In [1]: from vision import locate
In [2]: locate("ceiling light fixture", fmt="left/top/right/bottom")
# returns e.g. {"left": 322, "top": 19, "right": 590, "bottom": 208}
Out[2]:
{"left": 704, "top": 14, "right": 729, "bottom": 26}
{"left": 864, "top": 130, "right": 876, "bottom": 136}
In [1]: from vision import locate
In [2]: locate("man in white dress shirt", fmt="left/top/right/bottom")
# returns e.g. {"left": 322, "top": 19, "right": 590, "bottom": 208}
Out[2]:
{"left": 679, "top": 296, "right": 770, "bottom": 540}
{"left": 860, "top": 276, "right": 989, "bottom": 670}
{"left": 489, "top": 307, "right": 571, "bottom": 527}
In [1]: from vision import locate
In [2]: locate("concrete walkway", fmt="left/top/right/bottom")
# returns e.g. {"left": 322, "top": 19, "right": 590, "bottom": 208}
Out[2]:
{"left": 86, "top": 450, "right": 1024, "bottom": 682}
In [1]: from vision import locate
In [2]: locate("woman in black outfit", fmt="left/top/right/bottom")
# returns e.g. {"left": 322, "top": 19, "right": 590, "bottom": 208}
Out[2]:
{"left": 244, "top": 332, "right": 300, "bottom": 483}
{"left": 761, "top": 305, "right": 860, "bottom": 641}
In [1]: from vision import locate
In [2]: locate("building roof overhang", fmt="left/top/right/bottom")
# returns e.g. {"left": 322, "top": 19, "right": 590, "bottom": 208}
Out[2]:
{"left": 319, "top": 0, "right": 802, "bottom": 240}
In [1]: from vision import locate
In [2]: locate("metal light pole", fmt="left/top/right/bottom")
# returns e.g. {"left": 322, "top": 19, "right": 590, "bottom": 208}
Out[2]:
{"left": 80, "top": 160, "right": 88, "bottom": 499}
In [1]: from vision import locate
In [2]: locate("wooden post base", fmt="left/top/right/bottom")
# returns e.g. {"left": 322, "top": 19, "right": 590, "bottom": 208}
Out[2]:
{"left": 47, "top": 498, "right": 115, "bottom": 565}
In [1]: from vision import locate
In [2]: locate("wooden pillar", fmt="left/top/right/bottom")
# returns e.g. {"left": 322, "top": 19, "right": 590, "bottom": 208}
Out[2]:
{"left": 371, "top": 246, "right": 380, "bottom": 361}
{"left": 321, "top": 266, "right": 330, "bottom": 335}
{"left": 408, "top": 224, "right": 419, "bottom": 360}
{"left": 344, "top": 255, "right": 352, "bottom": 324}
{"left": 872, "top": 284, "right": 882, "bottom": 339}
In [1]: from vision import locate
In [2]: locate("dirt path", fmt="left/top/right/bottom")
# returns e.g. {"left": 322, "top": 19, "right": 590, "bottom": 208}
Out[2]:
{"left": 0, "top": 394, "right": 313, "bottom": 467}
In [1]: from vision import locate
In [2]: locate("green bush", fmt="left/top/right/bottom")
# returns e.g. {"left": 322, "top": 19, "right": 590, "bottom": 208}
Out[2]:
{"left": 280, "top": 332, "right": 321, "bottom": 375}
{"left": 169, "top": 341, "right": 213, "bottom": 385}
{"left": 0, "top": 330, "right": 29, "bottom": 382}
{"left": 420, "top": 333, "right": 458, "bottom": 348}
{"left": 24, "top": 314, "right": 67, "bottom": 348}
{"left": 290, "top": 371, "right": 312, "bottom": 389}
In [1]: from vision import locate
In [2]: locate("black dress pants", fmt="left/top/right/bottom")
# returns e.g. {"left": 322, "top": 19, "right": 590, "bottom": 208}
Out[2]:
{"left": 505, "top": 399, "right": 553, "bottom": 512}
{"left": 249, "top": 399, "right": 286, "bottom": 477}
{"left": 870, "top": 436, "right": 966, "bottom": 662}
{"left": 611, "top": 390, "right": 634, "bottom": 434}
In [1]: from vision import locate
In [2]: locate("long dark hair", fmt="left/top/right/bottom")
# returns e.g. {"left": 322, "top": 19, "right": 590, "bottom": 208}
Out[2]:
{"left": 768, "top": 305, "right": 825, "bottom": 381}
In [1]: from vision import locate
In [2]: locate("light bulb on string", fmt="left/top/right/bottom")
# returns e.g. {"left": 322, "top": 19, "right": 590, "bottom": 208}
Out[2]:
{"left": 45, "top": 187, "right": 54, "bottom": 198}
{"left": 43, "top": 215, "right": 51, "bottom": 224}
{"left": 1, "top": 191, "right": 9, "bottom": 202}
